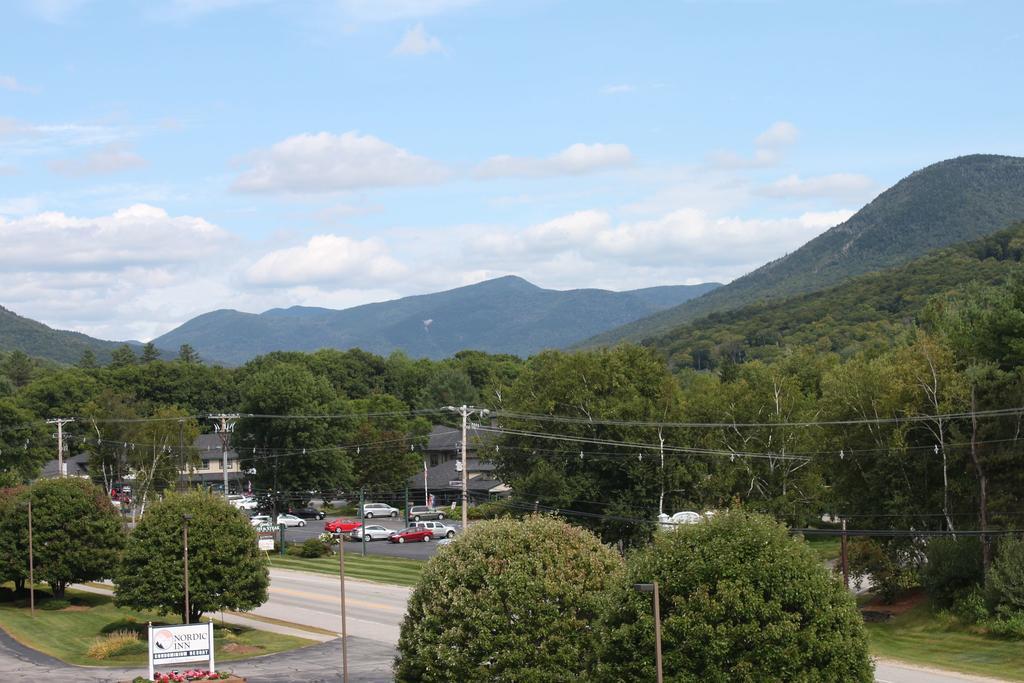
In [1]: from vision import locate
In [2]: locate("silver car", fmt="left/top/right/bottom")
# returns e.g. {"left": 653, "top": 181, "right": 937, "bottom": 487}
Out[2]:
{"left": 409, "top": 505, "right": 446, "bottom": 522}
{"left": 413, "top": 520, "right": 456, "bottom": 539}
{"left": 359, "top": 503, "right": 399, "bottom": 519}
{"left": 349, "top": 524, "right": 392, "bottom": 542}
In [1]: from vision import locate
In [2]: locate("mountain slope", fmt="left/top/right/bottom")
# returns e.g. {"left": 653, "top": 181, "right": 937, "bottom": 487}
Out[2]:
{"left": 153, "top": 276, "right": 721, "bottom": 364}
{"left": 584, "top": 154, "right": 1024, "bottom": 347}
{"left": 0, "top": 306, "right": 141, "bottom": 365}
{"left": 646, "top": 223, "right": 1024, "bottom": 370}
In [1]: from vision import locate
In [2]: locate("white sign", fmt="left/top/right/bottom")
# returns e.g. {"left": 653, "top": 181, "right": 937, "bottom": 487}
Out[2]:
{"left": 448, "top": 480, "right": 462, "bottom": 487}
{"left": 258, "top": 538, "right": 275, "bottom": 551}
{"left": 148, "top": 622, "right": 215, "bottom": 680}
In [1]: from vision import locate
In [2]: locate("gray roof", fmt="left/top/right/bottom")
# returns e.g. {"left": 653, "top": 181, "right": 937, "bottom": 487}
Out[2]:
{"left": 194, "top": 433, "right": 239, "bottom": 460}
{"left": 426, "top": 423, "right": 499, "bottom": 453}
{"left": 41, "top": 452, "right": 90, "bottom": 479}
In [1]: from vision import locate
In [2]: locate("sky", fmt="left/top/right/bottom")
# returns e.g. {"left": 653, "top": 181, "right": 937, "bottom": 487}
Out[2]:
{"left": 1, "top": 0, "right": 1022, "bottom": 342}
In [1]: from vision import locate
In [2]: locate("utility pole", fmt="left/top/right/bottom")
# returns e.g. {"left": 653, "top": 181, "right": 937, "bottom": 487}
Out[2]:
{"left": 360, "top": 489, "right": 367, "bottom": 558}
{"left": 840, "top": 519, "right": 849, "bottom": 590}
{"left": 183, "top": 514, "right": 193, "bottom": 624}
{"left": 444, "top": 405, "right": 489, "bottom": 530}
{"left": 208, "top": 414, "right": 239, "bottom": 498}
{"left": 178, "top": 419, "right": 185, "bottom": 492}
{"left": 46, "top": 418, "right": 74, "bottom": 477}
{"left": 657, "top": 429, "right": 665, "bottom": 517}
{"left": 27, "top": 495, "right": 34, "bottom": 617}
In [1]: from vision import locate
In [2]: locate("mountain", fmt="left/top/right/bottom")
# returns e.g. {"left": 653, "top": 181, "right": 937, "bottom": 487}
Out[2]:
{"left": 583, "top": 154, "right": 1024, "bottom": 347}
{"left": 153, "top": 276, "right": 721, "bottom": 364}
{"left": 646, "top": 223, "right": 1024, "bottom": 370}
{"left": 0, "top": 305, "right": 142, "bottom": 365}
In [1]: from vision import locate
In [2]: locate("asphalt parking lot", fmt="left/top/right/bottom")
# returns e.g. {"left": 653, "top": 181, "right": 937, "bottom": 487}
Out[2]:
{"left": 276, "top": 516, "right": 464, "bottom": 561}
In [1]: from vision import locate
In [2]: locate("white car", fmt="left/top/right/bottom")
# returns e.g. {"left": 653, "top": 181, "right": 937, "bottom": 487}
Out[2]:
{"left": 250, "top": 514, "right": 272, "bottom": 527}
{"left": 359, "top": 503, "right": 400, "bottom": 519}
{"left": 413, "top": 521, "right": 456, "bottom": 539}
{"left": 349, "top": 524, "right": 392, "bottom": 542}
{"left": 276, "top": 514, "right": 306, "bottom": 527}
{"left": 236, "top": 497, "right": 259, "bottom": 511}
{"left": 658, "top": 511, "right": 704, "bottom": 529}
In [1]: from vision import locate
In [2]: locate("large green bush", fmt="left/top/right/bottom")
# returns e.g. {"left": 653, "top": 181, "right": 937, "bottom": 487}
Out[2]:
{"left": 599, "top": 511, "right": 873, "bottom": 682}
{"left": 920, "top": 537, "right": 984, "bottom": 608}
{"left": 394, "top": 515, "right": 624, "bottom": 681}
{"left": 115, "top": 491, "right": 268, "bottom": 624}
{"left": 987, "top": 536, "right": 1024, "bottom": 618}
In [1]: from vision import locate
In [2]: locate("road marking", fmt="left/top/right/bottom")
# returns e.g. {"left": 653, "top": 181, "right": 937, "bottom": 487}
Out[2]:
{"left": 270, "top": 585, "right": 404, "bottom": 613}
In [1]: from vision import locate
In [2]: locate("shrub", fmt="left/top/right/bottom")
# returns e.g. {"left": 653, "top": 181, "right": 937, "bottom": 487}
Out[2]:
{"left": 986, "top": 613, "right": 1024, "bottom": 640}
{"left": 287, "top": 538, "right": 331, "bottom": 558}
{"left": 987, "top": 536, "right": 1024, "bottom": 617}
{"left": 848, "top": 538, "right": 919, "bottom": 603}
{"left": 466, "top": 500, "right": 514, "bottom": 520}
{"left": 952, "top": 586, "right": 990, "bottom": 625}
{"left": 599, "top": 510, "right": 874, "bottom": 682}
{"left": 40, "top": 598, "right": 71, "bottom": 610}
{"left": 87, "top": 630, "right": 146, "bottom": 659}
{"left": 394, "top": 515, "right": 624, "bottom": 682}
{"left": 101, "top": 617, "right": 148, "bottom": 639}
{"left": 921, "top": 537, "right": 984, "bottom": 608}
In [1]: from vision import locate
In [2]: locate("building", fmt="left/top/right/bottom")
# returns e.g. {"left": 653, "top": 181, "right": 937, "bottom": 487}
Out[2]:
{"left": 406, "top": 424, "right": 510, "bottom": 506}
{"left": 40, "top": 452, "right": 90, "bottom": 479}
{"left": 183, "top": 433, "right": 246, "bottom": 492}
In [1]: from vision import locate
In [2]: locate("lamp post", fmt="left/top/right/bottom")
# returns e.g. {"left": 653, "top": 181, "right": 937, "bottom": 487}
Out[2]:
{"left": 634, "top": 582, "right": 663, "bottom": 683}
{"left": 182, "top": 514, "right": 193, "bottom": 624}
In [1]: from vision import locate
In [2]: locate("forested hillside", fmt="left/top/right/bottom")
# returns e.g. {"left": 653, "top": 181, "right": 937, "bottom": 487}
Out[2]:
{"left": 585, "top": 154, "right": 1024, "bottom": 346}
{"left": 647, "top": 223, "right": 1024, "bottom": 370}
{"left": 0, "top": 305, "right": 145, "bottom": 365}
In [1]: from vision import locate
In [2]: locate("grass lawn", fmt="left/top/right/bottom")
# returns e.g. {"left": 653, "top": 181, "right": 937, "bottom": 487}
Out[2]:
{"left": 803, "top": 536, "right": 841, "bottom": 562}
{"left": 866, "top": 600, "right": 1024, "bottom": 681}
{"left": 269, "top": 552, "right": 423, "bottom": 586}
{"left": 0, "top": 587, "right": 315, "bottom": 667}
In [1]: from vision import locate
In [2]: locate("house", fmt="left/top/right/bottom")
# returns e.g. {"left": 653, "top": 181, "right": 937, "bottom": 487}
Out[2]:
{"left": 40, "top": 452, "right": 91, "bottom": 479}
{"left": 406, "top": 424, "right": 511, "bottom": 506}
{"left": 181, "top": 433, "right": 246, "bottom": 493}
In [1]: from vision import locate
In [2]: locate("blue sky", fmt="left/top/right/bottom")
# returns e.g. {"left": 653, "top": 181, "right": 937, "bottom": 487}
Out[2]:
{"left": 1, "top": 0, "right": 1022, "bottom": 341}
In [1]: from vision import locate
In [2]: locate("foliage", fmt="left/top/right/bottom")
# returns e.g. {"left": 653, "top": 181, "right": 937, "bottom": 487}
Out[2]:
{"left": 848, "top": 538, "right": 919, "bottom": 604}
{"left": 394, "top": 515, "right": 624, "bottom": 682}
{"left": 986, "top": 612, "right": 1024, "bottom": 640}
{"left": 287, "top": 538, "right": 331, "bottom": 558}
{"left": 987, "top": 537, "right": 1024, "bottom": 618}
{"left": 599, "top": 511, "right": 873, "bottom": 682}
{"left": 1, "top": 478, "right": 125, "bottom": 598}
{"left": 87, "top": 630, "right": 146, "bottom": 659}
{"left": 921, "top": 537, "right": 985, "bottom": 608}
{"left": 115, "top": 491, "right": 269, "bottom": 623}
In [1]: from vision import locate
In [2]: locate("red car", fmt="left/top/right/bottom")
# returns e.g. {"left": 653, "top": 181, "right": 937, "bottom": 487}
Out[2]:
{"left": 389, "top": 527, "right": 433, "bottom": 544}
{"left": 324, "top": 519, "right": 362, "bottom": 534}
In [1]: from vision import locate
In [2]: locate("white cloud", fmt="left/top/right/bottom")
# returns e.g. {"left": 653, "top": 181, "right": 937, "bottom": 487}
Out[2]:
{"left": 48, "top": 142, "right": 147, "bottom": 177}
{"left": 244, "top": 234, "right": 408, "bottom": 287}
{"left": 0, "top": 204, "right": 227, "bottom": 270}
{"left": 758, "top": 173, "right": 875, "bottom": 199}
{"left": 706, "top": 120, "right": 799, "bottom": 169}
{"left": 23, "top": 0, "right": 90, "bottom": 21}
{"left": 232, "top": 131, "right": 449, "bottom": 194}
{"left": 601, "top": 84, "right": 634, "bottom": 95}
{"left": 394, "top": 23, "right": 445, "bottom": 55}
{"left": 338, "top": 0, "right": 478, "bottom": 22}
{"left": 0, "top": 75, "right": 32, "bottom": 93}
{"left": 475, "top": 143, "right": 633, "bottom": 179}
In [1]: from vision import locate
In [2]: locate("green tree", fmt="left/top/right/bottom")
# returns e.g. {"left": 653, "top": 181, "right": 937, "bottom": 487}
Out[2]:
{"left": 0, "top": 398, "right": 51, "bottom": 485}
{"left": 141, "top": 342, "right": 160, "bottom": 363}
{"left": 987, "top": 537, "right": 1024, "bottom": 618}
{"left": 599, "top": 511, "right": 872, "bottom": 682}
{"left": 115, "top": 491, "right": 269, "bottom": 624}
{"left": 2, "top": 350, "right": 34, "bottom": 387}
{"left": 77, "top": 349, "right": 98, "bottom": 369}
{"left": 0, "top": 486, "right": 27, "bottom": 590}
{"left": 178, "top": 344, "right": 201, "bottom": 364}
{"left": 394, "top": 515, "right": 624, "bottom": 681}
{"left": 109, "top": 344, "right": 138, "bottom": 368}
{"left": 2, "top": 479, "right": 125, "bottom": 598}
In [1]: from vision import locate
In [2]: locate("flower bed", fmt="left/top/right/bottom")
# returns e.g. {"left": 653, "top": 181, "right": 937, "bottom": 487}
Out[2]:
{"left": 131, "top": 670, "right": 243, "bottom": 682}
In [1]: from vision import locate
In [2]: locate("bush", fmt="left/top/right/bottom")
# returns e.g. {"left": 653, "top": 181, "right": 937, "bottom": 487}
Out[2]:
{"left": 101, "top": 617, "right": 148, "bottom": 639}
{"left": 287, "top": 538, "right": 331, "bottom": 558}
{"left": 87, "top": 630, "right": 147, "bottom": 659}
{"left": 921, "top": 537, "right": 984, "bottom": 608}
{"left": 986, "top": 612, "right": 1024, "bottom": 640}
{"left": 466, "top": 500, "right": 514, "bottom": 520}
{"left": 40, "top": 598, "right": 71, "bottom": 610}
{"left": 952, "top": 586, "right": 990, "bottom": 625}
{"left": 987, "top": 536, "right": 1024, "bottom": 617}
{"left": 394, "top": 515, "right": 624, "bottom": 682}
{"left": 599, "top": 510, "right": 873, "bottom": 682}
{"left": 848, "top": 538, "right": 919, "bottom": 603}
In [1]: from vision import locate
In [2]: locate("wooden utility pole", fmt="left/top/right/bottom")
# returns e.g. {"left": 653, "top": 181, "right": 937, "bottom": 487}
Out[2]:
{"left": 46, "top": 418, "right": 74, "bottom": 477}
{"left": 208, "top": 414, "right": 239, "bottom": 497}
{"left": 841, "top": 520, "right": 849, "bottom": 590}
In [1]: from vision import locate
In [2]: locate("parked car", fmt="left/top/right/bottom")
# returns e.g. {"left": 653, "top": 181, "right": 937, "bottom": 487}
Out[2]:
{"left": 349, "top": 524, "right": 392, "bottom": 542}
{"left": 276, "top": 513, "right": 306, "bottom": 527}
{"left": 290, "top": 507, "right": 326, "bottom": 520}
{"left": 237, "top": 497, "right": 259, "bottom": 511}
{"left": 408, "top": 505, "right": 446, "bottom": 521}
{"left": 325, "top": 518, "right": 363, "bottom": 534}
{"left": 389, "top": 527, "right": 433, "bottom": 544}
{"left": 360, "top": 503, "right": 400, "bottom": 519}
{"left": 657, "top": 511, "right": 704, "bottom": 529}
{"left": 412, "top": 521, "right": 456, "bottom": 539}
{"left": 436, "top": 537, "right": 455, "bottom": 547}
{"left": 250, "top": 514, "right": 272, "bottom": 527}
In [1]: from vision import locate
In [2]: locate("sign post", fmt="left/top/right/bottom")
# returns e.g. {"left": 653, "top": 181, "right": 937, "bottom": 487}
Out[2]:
{"left": 148, "top": 621, "right": 215, "bottom": 681}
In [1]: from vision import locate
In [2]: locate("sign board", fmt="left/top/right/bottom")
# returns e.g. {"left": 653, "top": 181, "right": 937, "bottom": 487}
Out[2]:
{"left": 255, "top": 523, "right": 277, "bottom": 550}
{"left": 448, "top": 480, "right": 462, "bottom": 488}
{"left": 148, "top": 622, "right": 215, "bottom": 680}
{"left": 258, "top": 538, "right": 275, "bottom": 551}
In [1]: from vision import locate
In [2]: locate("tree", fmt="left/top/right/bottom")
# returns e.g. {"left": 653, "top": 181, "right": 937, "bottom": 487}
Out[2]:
{"left": 0, "top": 486, "right": 27, "bottom": 590}
{"left": 141, "top": 342, "right": 160, "bottom": 363}
{"left": 0, "top": 398, "right": 50, "bottom": 485}
{"left": 110, "top": 344, "right": 138, "bottom": 368}
{"left": 77, "top": 349, "right": 98, "bottom": 369}
{"left": 115, "top": 490, "right": 268, "bottom": 624}
{"left": 987, "top": 536, "right": 1024, "bottom": 618}
{"left": 178, "top": 344, "right": 201, "bottom": 364}
{"left": 2, "top": 350, "right": 34, "bottom": 387}
{"left": 1, "top": 479, "right": 125, "bottom": 598}
{"left": 599, "top": 511, "right": 873, "bottom": 682}
{"left": 394, "top": 515, "right": 624, "bottom": 681}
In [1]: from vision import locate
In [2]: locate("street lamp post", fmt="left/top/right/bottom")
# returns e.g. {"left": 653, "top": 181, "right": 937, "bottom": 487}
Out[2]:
{"left": 183, "top": 514, "right": 193, "bottom": 624}
{"left": 634, "top": 582, "right": 664, "bottom": 683}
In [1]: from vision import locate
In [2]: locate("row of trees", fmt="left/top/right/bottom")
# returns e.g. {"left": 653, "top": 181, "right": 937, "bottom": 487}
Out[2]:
{"left": 0, "top": 478, "right": 267, "bottom": 623}
{"left": 396, "top": 512, "right": 873, "bottom": 681}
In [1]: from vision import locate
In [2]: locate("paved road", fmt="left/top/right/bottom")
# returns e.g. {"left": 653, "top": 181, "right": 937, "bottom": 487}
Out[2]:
{"left": 876, "top": 660, "right": 1009, "bottom": 683}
